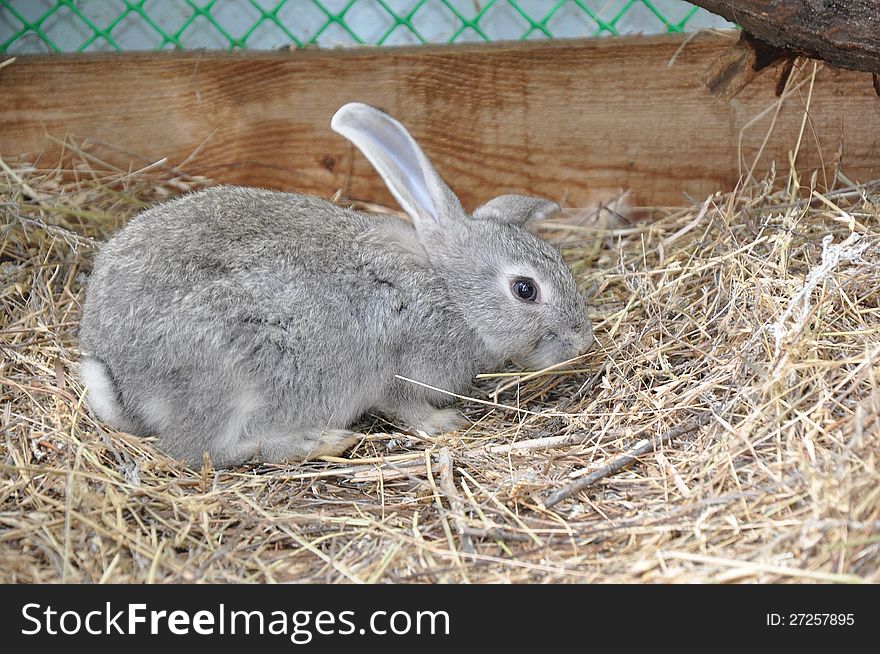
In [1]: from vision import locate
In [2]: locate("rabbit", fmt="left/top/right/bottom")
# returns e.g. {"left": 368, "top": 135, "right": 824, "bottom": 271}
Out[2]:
{"left": 78, "top": 102, "right": 595, "bottom": 467}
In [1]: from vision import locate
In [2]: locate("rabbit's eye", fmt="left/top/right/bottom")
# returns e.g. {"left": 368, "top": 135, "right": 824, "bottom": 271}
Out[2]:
{"left": 512, "top": 278, "right": 539, "bottom": 302}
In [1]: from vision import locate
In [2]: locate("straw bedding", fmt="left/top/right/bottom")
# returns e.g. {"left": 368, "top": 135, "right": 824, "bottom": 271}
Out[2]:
{"left": 1, "top": 145, "right": 878, "bottom": 583}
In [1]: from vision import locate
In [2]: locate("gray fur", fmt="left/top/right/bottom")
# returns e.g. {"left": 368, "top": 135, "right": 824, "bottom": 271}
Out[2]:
{"left": 472, "top": 194, "right": 561, "bottom": 227}
{"left": 79, "top": 103, "right": 594, "bottom": 467}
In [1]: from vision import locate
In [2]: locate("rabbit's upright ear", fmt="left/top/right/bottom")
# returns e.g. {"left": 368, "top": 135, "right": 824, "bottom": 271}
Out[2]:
{"left": 331, "top": 103, "right": 465, "bottom": 232}
{"left": 472, "top": 195, "right": 560, "bottom": 227}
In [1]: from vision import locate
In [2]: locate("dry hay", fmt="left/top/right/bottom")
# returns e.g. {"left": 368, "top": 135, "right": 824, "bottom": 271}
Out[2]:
{"left": 1, "top": 145, "right": 878, "bottom": 584}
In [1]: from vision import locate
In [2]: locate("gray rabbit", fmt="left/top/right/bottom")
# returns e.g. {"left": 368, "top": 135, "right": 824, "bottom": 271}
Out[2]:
{"left": 79, "top": 102, "right": 594, "bottom": 467}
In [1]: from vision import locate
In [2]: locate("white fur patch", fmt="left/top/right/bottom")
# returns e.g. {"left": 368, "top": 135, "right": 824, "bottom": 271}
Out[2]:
{"left": 216, "top": 387, "right": 263, "bottom": 451}
{"left": 80, "top": 358, "right": 131, "bottom": 430}
{"left": 141, "top": 394, "right": 173, "bottom": 431}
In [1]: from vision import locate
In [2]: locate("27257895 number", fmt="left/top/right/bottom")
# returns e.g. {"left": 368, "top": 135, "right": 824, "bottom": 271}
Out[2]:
{"left": 766, "top": 614, "right": 854, "bottom": 626}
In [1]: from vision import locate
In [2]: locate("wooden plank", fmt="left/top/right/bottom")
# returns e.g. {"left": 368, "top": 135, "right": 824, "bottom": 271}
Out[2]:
{"left": 1, "top": 34, "right": 879, "bottom": 209}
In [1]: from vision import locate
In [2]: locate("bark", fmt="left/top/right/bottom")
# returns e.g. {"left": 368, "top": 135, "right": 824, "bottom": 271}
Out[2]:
{"left": 692, "top": 0, "right": 880, "bottom": 75}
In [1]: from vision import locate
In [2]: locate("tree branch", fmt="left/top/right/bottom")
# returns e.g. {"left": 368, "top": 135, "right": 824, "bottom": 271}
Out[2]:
{"left": 692, "top": 0, "right": 880, "bottom": 75}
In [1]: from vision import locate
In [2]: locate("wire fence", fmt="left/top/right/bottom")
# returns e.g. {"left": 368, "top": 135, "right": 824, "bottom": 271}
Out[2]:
{"left": 1, "top": 0, "right": 732, "bottom": 53}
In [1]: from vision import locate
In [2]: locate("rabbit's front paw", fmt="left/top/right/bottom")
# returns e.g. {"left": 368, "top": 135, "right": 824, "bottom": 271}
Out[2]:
{"left": 403, "top": 405, "right": 467, "bottom": 435}
{"left": 244, "top": 428, "right": 362, "bottom": 463}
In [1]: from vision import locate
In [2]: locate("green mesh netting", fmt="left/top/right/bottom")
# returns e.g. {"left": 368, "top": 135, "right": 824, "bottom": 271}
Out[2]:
{"left": 1, "top": 1, "right": 730, "bottom": 53}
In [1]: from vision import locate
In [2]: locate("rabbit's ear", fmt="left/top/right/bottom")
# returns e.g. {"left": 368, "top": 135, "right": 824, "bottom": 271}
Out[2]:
{"left": 331, "top": 103, "right": 464, "bottom": 230}
{"left": 472, "top": 195, "right": 560, "bottom": 227}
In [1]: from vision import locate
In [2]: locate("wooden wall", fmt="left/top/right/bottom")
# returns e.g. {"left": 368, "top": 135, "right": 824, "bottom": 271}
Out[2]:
{"left": 2, "top": 33, "right": 879, "bottom": 210}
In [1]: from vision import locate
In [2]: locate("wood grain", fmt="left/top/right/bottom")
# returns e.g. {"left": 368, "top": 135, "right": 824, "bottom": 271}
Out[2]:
{"left": 1, "top": 34, "right": 879, "bottom": 209}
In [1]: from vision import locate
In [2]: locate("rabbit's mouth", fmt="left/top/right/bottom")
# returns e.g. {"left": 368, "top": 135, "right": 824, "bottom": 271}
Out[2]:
{"left": 514, "top": 332, "right": 590, "bottom": 371}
